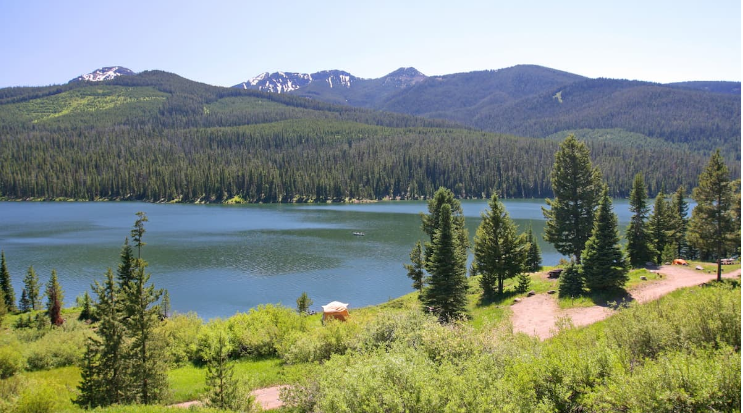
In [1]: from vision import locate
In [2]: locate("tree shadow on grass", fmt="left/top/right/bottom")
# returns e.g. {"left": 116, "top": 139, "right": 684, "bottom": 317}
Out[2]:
{"left": 476, "top": 290, "right": 521, "bottom": 307}
{"left": 584, "top": 287, "right": 634, "bottom": 309}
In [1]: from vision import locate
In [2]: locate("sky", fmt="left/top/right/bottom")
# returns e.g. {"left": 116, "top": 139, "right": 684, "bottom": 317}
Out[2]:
{"left": 0, "top": 0, "right": 740, "bottom": 88}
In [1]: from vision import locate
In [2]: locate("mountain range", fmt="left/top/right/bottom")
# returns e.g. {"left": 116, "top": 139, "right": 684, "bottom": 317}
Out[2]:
{"left": 66, "top": 64, "right": 741, "bottom": 155}
{"left": 230, "top": 65, "right": 740, "bottom": 154}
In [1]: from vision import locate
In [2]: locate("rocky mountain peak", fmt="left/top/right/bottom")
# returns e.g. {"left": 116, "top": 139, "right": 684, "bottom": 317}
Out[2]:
{"left": 71, "top": 66, "right": 135, "bottom": 82}
{"left": 382, "top": 67, "right": 427, "bottom": 88}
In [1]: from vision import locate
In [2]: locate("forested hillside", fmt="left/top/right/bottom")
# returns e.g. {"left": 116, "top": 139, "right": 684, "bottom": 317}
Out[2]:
{"left": 472, "top": 78, "right": 741, "bottom": 155}
{"left": 0, "top": 71, "right": 736, "bottom": 203}
{"left": 238, "top": 65, "right": 740, "bottom": 158}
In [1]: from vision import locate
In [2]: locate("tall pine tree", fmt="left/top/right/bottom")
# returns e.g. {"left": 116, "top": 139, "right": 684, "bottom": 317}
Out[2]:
{"left": 404, "top": 240, "right": 426, "bottom": 296}
{"left": 626, "top": 173, "right": 654, "bottom": 267}
{"left": 471, "top": 193, "right": 528, "bottom": 297}
{"left": 670, "top": 186, "right": 690, "bottom": 258}
{"left": 203, "top": 329, "right": 241, "bottom": 411}
{"left": 542, "top": 135, "right": 603, "bottom": 263}
{"left": 582, "top": 188, "right": 629, "bottom": 292}
{"left": 76, "top": 339, "right": 104, "bottom": 408}
{"left": 687, "top": 150, "right": 739, "bottom": 281}
{"left": 117, "top": 238, "right": 136, "bottom": 288}
{"left": 421, "top": 203, "right": 469, "bottom": 322}
{"left": 648, "top": 189, "right": 674, "bottom": 263}
{"left": 0, "top": 289, "right": 8, "bottom": 321}
{"left": 525, "top": 226, "right": 542, "bottom": 272}
{"left": 0, "top": 251, "right": 17, "bottom": 312}
{"left": 19, "top": 289, "right": 30, "bottom": 313}
{"left": 22, "top": 266, "right": 41, "bottom": 311}
{"left": 120, "top": 213, "right": 168, "bottom": 404}
{"left": 46, "top": 269, "right": 64, "bottom": 326}
{"left": 420, "top": 187, "right": 469, "bottom": 265}
{"left": 558, "top": 261, "right": 584, "bottom": 298}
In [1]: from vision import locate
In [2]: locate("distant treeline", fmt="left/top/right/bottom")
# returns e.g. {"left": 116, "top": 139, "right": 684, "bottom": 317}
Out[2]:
{"left": 0, "top": 120, "right": 725, "bottom": 203}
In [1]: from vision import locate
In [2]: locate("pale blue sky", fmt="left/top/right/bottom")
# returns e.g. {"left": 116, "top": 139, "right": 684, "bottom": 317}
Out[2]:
{"left": 0, "top": 0, "right": 739, "bottom": 88}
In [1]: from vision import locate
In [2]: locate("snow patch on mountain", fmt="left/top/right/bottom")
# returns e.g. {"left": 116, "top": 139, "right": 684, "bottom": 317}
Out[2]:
{"left": 72, "top": 66, "right": 135, "bottom": 82}
{"left": 238, "top": 72, "right": 312, "bottom": 93}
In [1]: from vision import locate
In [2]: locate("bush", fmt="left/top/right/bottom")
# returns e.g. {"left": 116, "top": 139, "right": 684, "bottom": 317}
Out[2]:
{"left": 24, "top": 326, "right": 89, "bottom": 371}
{"left": 227, "top": 304, "right": 303, "bottom": 357}
{"left": 279, "top": 319, "right": 358, "bottom": 364}
{"left": 584, "top": 346, "right": 741, "bottom": 412}
{"left": 354, "top": 310, "right": 435, "bottom": 351}
{"left": 0, "top": 345, "right": 25, "bottom": 379}
{"left": 158, "top": 312, "right": 204, "bottom": 365}
{"left": 14, "top": 383, "right": 62, "bottom": 413}
{"left": 606, "top": 283, "right": 741, "bottom": 364}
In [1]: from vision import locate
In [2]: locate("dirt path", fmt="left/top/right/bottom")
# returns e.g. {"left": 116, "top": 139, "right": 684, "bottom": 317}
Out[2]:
{"left": 252, "top": 385, "right": 288, "bottom": 410}
{"left": 170, "top": 385, "right": 287, "bottom": 410}
{"left": 511, "top": 266, "right": 740, "bottom": 340}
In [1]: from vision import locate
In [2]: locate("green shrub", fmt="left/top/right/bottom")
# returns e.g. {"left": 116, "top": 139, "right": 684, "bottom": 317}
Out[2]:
{"left": 24, "top": 326, "right": 89, "bottom": 370}
{"left": 279, "top": 319, "right": 358, "bottom": 364}
{"left": 606, "top": 283, "right": 741, "bottom": 365}
{"left": 14, "top": 383, "right": 62, "bottom": 413}
{"left": 227, "top": 304, "right": 303, "bottom": 357}
{"left": 354, "top": 310, "right": 435, "bottom": 351}
{"left": 584, "top": 346, "right": 741, "bottom": 412}
{"left": 158, "top": 312, "right": 204, "bottom": 365}
{"left": 0, "top": 345, "right": 25, "bottom": 378}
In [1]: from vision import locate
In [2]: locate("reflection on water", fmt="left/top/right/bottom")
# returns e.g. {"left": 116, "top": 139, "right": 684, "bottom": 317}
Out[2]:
{"left": 0, "top": 200, "right": 631, "bottom": 320}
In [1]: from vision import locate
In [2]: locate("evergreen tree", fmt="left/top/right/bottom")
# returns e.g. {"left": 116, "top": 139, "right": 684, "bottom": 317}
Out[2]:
{"left": 733, "top": 191, "right": 742, "bottom": 258}
{"left": 687, "top": 150, "right": 739, "bottom": 281}
{"left": 542, "top": 135, "right": 603, "bottom": 263}
{"left": 421, "top": 187, "right": 465, "bottom": 242}
{"left": 45, "top": 269, "right": 64, "bottom": 326}
{"left": 421, "top": 204, "right": 469, "bottom": 322}
{"left": 661, "top": 242, "right": 678, "bottom": 264}
{"left": 76, "top": 339, "right": 104, "bottom": 408}
{"left": 420, "top": 187, "right": 469, "bottom": 265}
{"left": 626, "top": 173, "right": 654, "bottom": 267}
{"left": 160, "top": 289, "right": 171, "bottom": 319}
{"left": 648, "top": 190, "right": 674, "bottom": 263}
{"left": 90, "top": 268, "right": 127, "bottom": 406}
{"left": 22, "top": 266, "right": 41, "bottom": 311}
{"left": 78, "top": 291, "right": 95, "bottom": 322}
{"left": 471, "top": 193, "right": 528, "bottom": 297}
{"left": 558, "top": 261, "right": 584, "bottom": 298}
{"left": 0, "top": 251, "right": 17, "bottom": 312}
{"left": 117, "top": 238, "right": 135, "bottom": 287}
{"left": 515, "top": 272, "right": 531, "bottom": 294}
{"left": 18, "top": 289, "right": 30, "bottom": 313}
{"left": 204, "top": 330, "right": 241, "bottom": 411}
{"left": 670, "top": 186, "right": 690, "bottom": 258}
{"left": 525, "top": 226, "right": 542, "bottom": 272}
{"left": 403, "top": 241, "right": 426, "bottom": 295}
{"left": 0, "top": 289, "right": 7, "bottom": 322}
{"left": 120, "top": 213, "right": 168, "bottom": 404}
{"left": 131, "top": 211, "right": 148, "bottom": 259}
{"left": 582, "top": 188, "right": 629, "bottom": 292}
{"left": 296, "top": 292, "right": 313, "bottom": 315}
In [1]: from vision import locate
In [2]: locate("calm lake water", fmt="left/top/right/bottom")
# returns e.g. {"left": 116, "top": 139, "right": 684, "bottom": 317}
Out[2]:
{"left": 0, "top": 200, "right": 632, "bottom": 320}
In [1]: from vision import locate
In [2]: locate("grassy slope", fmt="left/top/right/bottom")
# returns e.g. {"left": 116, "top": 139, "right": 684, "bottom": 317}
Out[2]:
{"left": 0, "top": 265, "right": 739, "bottom": 411}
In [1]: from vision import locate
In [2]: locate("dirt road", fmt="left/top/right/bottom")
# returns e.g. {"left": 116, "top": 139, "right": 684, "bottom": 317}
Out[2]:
{"left": 511, "top": 265, "right": 740, "bottom": 340}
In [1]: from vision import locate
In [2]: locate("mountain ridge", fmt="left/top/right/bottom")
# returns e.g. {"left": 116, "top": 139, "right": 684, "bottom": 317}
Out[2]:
{"left": 13, "top": 64, "right": 743, "bottom": 156}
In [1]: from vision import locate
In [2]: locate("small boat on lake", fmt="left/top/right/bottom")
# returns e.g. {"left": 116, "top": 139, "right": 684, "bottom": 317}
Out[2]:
{"left": 352, "top": 231, "right": 365, "bottom": 236}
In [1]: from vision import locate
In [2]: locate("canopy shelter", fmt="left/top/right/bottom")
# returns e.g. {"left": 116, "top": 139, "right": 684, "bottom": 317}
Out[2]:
{"left": 322, "top": 301, "right": 349, "bottom": 323}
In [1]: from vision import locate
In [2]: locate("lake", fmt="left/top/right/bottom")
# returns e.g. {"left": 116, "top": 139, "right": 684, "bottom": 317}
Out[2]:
{"left": 0, "top": 199, "right": 633, "bottom": 320}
